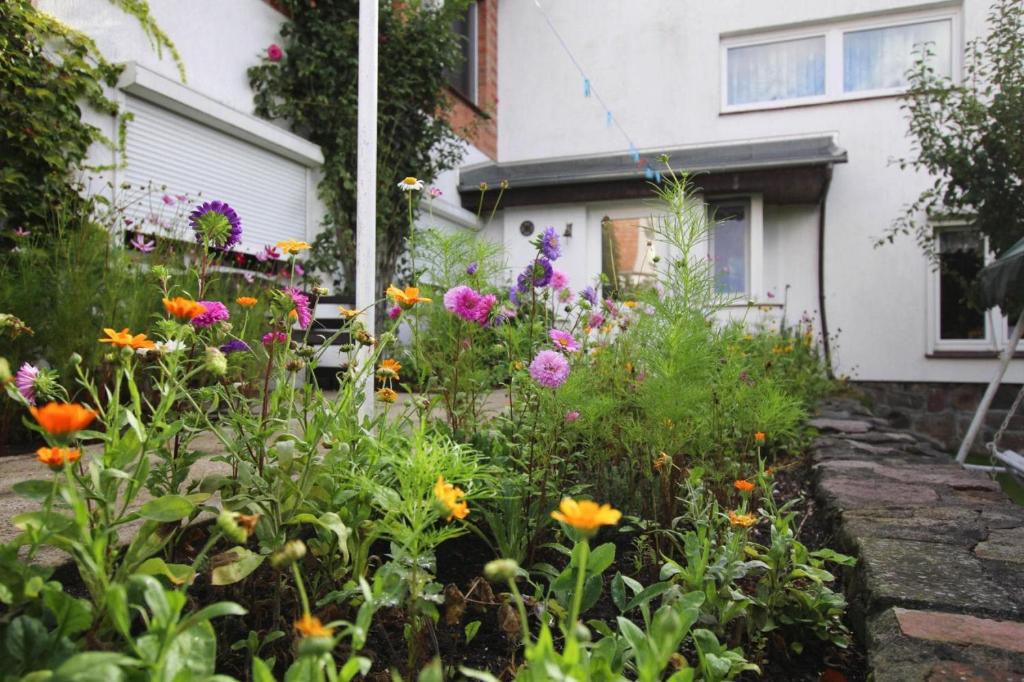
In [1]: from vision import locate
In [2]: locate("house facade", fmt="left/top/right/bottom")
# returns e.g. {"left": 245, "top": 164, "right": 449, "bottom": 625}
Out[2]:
{"left": 433, "top": 0, "right": 1022, "bottom": 446}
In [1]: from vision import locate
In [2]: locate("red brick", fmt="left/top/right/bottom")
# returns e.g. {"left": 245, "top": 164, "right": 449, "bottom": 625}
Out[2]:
{"left": 895, "top": 608, "right": 1024, "bottom": 655}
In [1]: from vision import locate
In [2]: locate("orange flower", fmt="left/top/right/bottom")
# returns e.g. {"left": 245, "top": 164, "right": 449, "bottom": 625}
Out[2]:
{"left": 236, "top": 296, "right": 258, "bottom": 308}
{"left": 728, "top": 511, "right": 757, "bottom": 528}
{"left": 377, "top": 358, "right": 402, "bottom": 381}
{"left": 36, "top": 446, "right": 81, "bottom": 469}
{"left": 386, "top": 285, "right": 431, "bottom": 307}
{"left": 734, "top": 479, "right": 755, "bottom": 493}
{"left": 163, "top": 297, "right": 206, "bottom": 320}
{"left": 99, "top": 328, "right": 155, "bottom": 350}
{"left": 653, "top": 451, "right": 672, "bottom": 473}
{"left": 434, "top": 476, "right": 469, "bottom": 521}
{"left": 338, "top": 307, "right": 360, "bottom": 318}
{"left": 294, "top": 614, "right": 334, "bottom": 638}
{"left": 30, "top": 402, "right": 97, "bottom": 435}
{"left": 551, "top": 498, "right": 621, "bottom": 534}
{"left": 277, "top": 239, "right": 311, "bottom": 255}
{"left": 376, "top": 388, "right": 397, "bottom": 404}
{"left": 754, "top": 432, "right": 766, "bottom": 445}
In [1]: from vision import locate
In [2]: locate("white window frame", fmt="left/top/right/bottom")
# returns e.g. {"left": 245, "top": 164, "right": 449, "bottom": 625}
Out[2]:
{"left": 704, "top": 195, "right": 765, "bottom": 302}
{"left": 720, "top": 7, "right": 961, "bottom": 113}
{"left": 926, "top": 225, "right": 1017, "bottom": 354}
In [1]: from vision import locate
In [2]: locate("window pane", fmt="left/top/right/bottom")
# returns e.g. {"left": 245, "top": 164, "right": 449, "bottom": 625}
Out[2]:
{"left": 939, "top": 231, "right": 985, "bottom": 340}
{"left": 601, "top": 217, "right": 657, "bottom": 298}
{"left": 727, "top": 36, "right": 825, "bottom": 105}
{"left": 843, "top": 19, "right": 951, "bottom": 92}
{"left": 709, "top": 204, "right": 748, "bottom": 294}
{"left": 446, "top": 5, "right": 476, "bottom": 101}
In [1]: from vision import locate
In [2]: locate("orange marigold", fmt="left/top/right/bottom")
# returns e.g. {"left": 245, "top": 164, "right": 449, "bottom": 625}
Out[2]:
{"left": 376, "top": 388, "right": 398, "bottom": 404}
{"left": 377, "top": 358, "right": 402, "bottom": 381}
{"left": 294, "top": 614, "right": 334, "bottom": 638}
{"left": 36, "top": 446, "right": 81, "bottom": 469}
{"left": 236, "top": 296, "right": 258, "bottom": 308}
{"left": 30, "top": 402, "right": 97, "bottom": 435}
{"left": 338, "top": 307, "right": 360, "bottom": 319}
{"left": 433, "top": 476, "right": 469, "bottom": 521}
{"left": 728, "top": 511, "right": 757, "bottom": 528}
{"left": 754, "top": 431, "right": 766, "bottom": 445}
{"left": 163, "top": 297, "right": 206, "bottom": 320}
{"left": 551, "top": 498, "right": 621, "bottom": 534}
{"left": 386, "top": 285, "right": 431, "bottom": 307}
{"left": 99, "top": 328, "right": 155, "bottom": 350}
{"left": 734, "top": 479, "right": 755, "bottom": 493}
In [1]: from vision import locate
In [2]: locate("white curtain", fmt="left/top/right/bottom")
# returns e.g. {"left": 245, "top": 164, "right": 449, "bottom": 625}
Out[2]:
{"left": 844, "top": 20, "right": 951, "bottom": 92}
{"left": 727, "top": 36, "right": 825, "bottom": 105}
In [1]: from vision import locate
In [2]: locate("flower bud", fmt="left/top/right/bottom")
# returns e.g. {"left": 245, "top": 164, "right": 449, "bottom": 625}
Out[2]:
{"left": 271, "top": 539, "right": 307, "bottom": 569}
{"left": 217, "top": 510, "right": 250, "bottom": 544}
{"left": 285, "top": 358, "right": 306, "bottom": 372}
{"left": 204, "top": 347, "right": 228, "bottom": 376}
{"left": 312, "top": 286, "right": 330, "bottom": 297}
{"left": 297, "top": 635, "right": 334, "bottom": 657}
{"left": 69, "top": 352, "right": 83, "bottom": 367}
{"left": 484, "top": 558, "right": 519, "bottom": 583}
{"left": 0, "top": 357, "right": 10, "bottom": 383}
{"left": 574, "top": 621, "right": 592, "bottom": 642}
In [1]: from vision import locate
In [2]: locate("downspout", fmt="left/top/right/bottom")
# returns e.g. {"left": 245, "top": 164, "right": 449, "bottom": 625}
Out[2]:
{"left": 817, "top": 165, "right": 835, "bottom": 380}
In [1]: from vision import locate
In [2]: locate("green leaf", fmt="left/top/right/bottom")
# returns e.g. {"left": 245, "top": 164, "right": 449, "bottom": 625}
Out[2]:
{"left": 211, "top": 547, "right": 265, "bottom": 586}
{"left": 624, "top": 581, "right": 672, "bottom": 613}
{"left": 252, "top": 657, "right": 276, "bottom": 682}
{"left": 586, "top": 542, "right": 615, "bottom": 575}
{"left": 135, "top": 558, "right": 194, "bottom": 586}
{"left": 12, "top": 480, "right": 55, "bottom": 500}
{"left": 138, "top": 495, "right": 194, "bottom": 522}
{"left": 43, "top": 589, "right": 93, "bottom": 636}
{"left": 162, "top": 620, "right": 217, "bottom": 679}
{"left": 464, "top": 620, "right": 481, "bottom": 644}
{"left": 51, "top": 652, "right": 138, "bottom": 682}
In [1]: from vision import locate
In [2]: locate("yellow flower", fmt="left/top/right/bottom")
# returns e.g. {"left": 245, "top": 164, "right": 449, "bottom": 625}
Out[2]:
{"left": 653, "top": 451, "right": 672, "bottom": 472}
{"left": 398, "top": 176, "right": 424, "bottom": 191}
{"left": 36, "top": 446, "right": 81, "bottom": 469}
{"left": 377, "top": 358, "right": 402, "bottom": 381}
{"left": 276, "top": 239, "right": 311, "bottom": 255}
{"left": 728, "top": 511, "right": 757, "bottom": 528}
{"left": 386, "top": 285, "right": 431, "bottom": 307}
{"left": 550, "top": 498, "right": 621, "bottom": 534}
{"left": 163, "top": 297, "right": 206, "bottom": 320}
{"left": 623, "top": 300, "right": 638, "bottom": 309}
{"left": 294, "top": 614, "right": 334, "bottom": 638}
{"left": 434, "top": 476, "right": 469, "bottom": 521}
{"left": 338, "top": 307, "right": 360, "bottom": 318}
{"left": 376, "top": 387, "right": 397, "bottom": 403}
{"left": 30, "top": 402, "right": 97, "bottom": 435}
{"left": 99, "top": 328, "right": 155, "bottom": 350}
{"left": 236, "top": 296, "right": 258, "bottom": 308}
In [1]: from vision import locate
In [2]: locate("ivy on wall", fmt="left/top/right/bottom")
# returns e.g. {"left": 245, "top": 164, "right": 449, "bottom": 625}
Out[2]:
{"left": 248, "top": 0, "right": 473, "bottom": 296}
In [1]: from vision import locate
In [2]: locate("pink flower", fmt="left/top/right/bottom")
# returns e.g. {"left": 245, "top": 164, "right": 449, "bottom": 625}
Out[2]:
{"left": 443, "top": 285, "right": 496, "bottom": 325}
{"left": 192, "top": 301, "right": 229, "bottom": 328}
{"left": 12, "top": 227, "right": 30, "bottom": 237}
{"left": 15, "top": 363, "right": 39, "bottom": 404}
{"left": 429, "top": 187, "right": 443, "bottom": 198}
{"left": 130, "top": 234, "right": 155, "bottom": 253}
{"left": 550, "top": 269, "right": 569, "bottom": 291}
{"left": 267, "top": 44, "right": 284, "bottom": 62}
{"left": 565, "top": 410, "right": 580, "bottom": 423}
{"left": 549, "top": 329, "right": 580, "bottom": 353}
{"left": 388, "top": 305, "right": 402, "bottom": 320}
{"left": 587, "top": 313, "right": 605, "bottom": 330}
{"left": 529, "top": 349, "right": 570, "bottom": 389}
{"left": 262, "top": 331, "right": 288, "bottom": 345}
{"left": 256, "top": 245, "right": 281, "bottom": 262}
{"left": 284, "top": 287, "right": 312, "bottom": 329}
{"left": 162, "top": 194, "right": 175, "bottom": 205}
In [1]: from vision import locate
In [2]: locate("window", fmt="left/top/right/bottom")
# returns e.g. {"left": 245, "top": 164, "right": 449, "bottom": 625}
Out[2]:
{"left": 447, "top": 3, "right": 478, "bottom": 103}
{"left": 708, "top": 201, "right": 750, "bottom": 295}
{"left": 722, "top": 11, "right": 957, "bottom": 111}
{"left": 938, "top": 230, "right": 985, "bottom": 340}
{"left": 844, "top": 20, "right": 951, "bottom": 92}
{"left": 601, "top": 216, "right": 658, "bottom": 297}
{"left": 727, "top": 36, "right": 825, "bottom": 106}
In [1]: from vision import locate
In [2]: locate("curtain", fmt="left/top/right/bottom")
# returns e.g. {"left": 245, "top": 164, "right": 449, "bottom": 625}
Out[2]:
{"left": 727, "top": 36, "right": 825, "bottom": 105}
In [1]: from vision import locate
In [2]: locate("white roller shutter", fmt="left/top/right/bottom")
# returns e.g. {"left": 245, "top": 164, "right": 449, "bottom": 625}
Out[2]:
{"left": 123, "top": 95, "right": 309, "bottom": 253}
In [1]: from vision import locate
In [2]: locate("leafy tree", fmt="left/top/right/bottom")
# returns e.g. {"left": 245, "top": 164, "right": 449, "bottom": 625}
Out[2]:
{"left": 885, "top": 0, "right": 1024, "bottom": 263}
{"left": 248, "top": 0, "right": 472, "bottom": 297}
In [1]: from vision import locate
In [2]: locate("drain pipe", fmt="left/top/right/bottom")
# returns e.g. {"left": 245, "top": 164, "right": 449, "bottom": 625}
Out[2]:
{"left": 817, "top": 165, "right": 835, "bottom": 379}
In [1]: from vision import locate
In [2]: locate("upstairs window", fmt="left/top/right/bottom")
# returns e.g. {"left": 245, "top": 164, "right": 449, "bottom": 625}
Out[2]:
{"left": 447, "top": 3, "right": 478, "bottom": 103}
{"left": 844, "top": 19, "right": 952, "bottom": 93}
{"left": 727, "top": 36, "right": 825, "bottom": 106}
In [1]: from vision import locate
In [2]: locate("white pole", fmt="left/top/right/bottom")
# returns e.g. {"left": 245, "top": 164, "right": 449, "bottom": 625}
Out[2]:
{"left": 356, "top": 0, "right": 378, "bottom": 419}
{"left": 956, "top": 307, "right": 1024, "bottom": 463}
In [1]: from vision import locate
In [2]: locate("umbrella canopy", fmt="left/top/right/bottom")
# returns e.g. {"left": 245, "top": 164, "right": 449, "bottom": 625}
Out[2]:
{"left": 978, "top": 236, "right": 1024, "bottom": 311}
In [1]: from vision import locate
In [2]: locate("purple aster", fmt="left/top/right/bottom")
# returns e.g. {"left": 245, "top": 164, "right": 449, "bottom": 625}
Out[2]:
{"left": 192, "top": 301, "right": 230, "bottom": 328}
{"left": 189, "top": 201, "right": 242, "bottom": 249}
{"left": 444, "top": 286, "right": 496, "bottom": 325}
{"left": 492, "top": 307, "right": 517, "bottom": 326}
{"left": 14, "top": 362, "right": 39, "bottom": 404}
{"left": 466, "top": 262, "right": 478, "bottom": 276}
{"left": 284, "top": 287, "right": 312, "bottom": 329}
{"left": 220, "top": 339, "right": 251, "bottom": 354}
{"left": 549, "top": 329, "right": 580, "bottom": 353}
{"left": 388, "top": 305, "right": 402, "bottom": 320}
{"left": 529, "top": 349, "right": 570, "bottom": 389}
{"left": 162, "top": 194, "right": 175, "bottom": 205}
{"left": 509, "top": 286, "right": 522, "bottom": 306}
{"left": 539, "top": 226, "right": 561, "bottom": 261}
{"left": 565, "top": 410, "right": 580, "bottom": 423}
{"left": 519, "top": 257, "right": 553, "bottom": 290}
{"left": 130, "top": 234, "right": 155, "bottom": 253}
{"left": 262, "top": 331, "right": 288, "bottom": 345}
{"left": 581, "top": 286, "right": 598, "bottom": 305}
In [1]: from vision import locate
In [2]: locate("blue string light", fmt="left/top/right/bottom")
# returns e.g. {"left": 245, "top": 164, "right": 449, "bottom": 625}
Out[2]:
{"left": 583, "top": 78, "right": 591, "bottom": 97}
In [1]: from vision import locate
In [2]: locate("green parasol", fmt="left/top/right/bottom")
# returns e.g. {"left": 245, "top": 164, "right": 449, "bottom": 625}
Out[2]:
{"left": 978, "top": 236, "right": 1024, "bottom": 311}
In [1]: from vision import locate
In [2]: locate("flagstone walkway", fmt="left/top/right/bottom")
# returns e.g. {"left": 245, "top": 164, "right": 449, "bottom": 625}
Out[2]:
{"left": 811, "top": 397, "right": 1024, "bottom": 682}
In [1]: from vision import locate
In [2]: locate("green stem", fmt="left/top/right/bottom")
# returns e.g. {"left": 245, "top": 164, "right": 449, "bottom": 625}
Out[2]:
{"left": 568, "top": 539, "right": 590, "bottom": 632}
{"left": 507, "top": 578, "right": 532, "bottom": 646}
{"left": 292, "top": 563, "right": 311, "bottom": 616}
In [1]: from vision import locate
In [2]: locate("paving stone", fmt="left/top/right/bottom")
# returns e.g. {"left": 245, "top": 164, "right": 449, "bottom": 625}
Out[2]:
{"left": 818, "top": 473, "right": 940, "bottom": 511}
{"left": 895, "top": 608, "right": 1024, "bottom": 655}
{"left": 809, "top": 417, "right": 874, "bottom": 433}
{"left": 846, "top": 430, "right": 920, "bottom": 444}
{"left": 857, "top": 537, "right": 1020, "bottom": 619}
{"left": 842, "top": 507, "right": 988, "bottom": 547}
{"left": 926, "top": 661, "right": 1024, "bottom": 681}
{"left": 975, "top": 527, "right": 1024, "bottom": 564}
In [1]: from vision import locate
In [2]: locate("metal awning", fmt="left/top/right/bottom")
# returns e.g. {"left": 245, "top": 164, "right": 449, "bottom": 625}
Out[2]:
{"left": 458, "top": 135, "right": 847, "bottom": 210}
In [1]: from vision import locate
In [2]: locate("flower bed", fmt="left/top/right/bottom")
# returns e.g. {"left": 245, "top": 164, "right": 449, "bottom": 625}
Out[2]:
{"left": 0, "top": 173, "right": 856, "bottom": 680}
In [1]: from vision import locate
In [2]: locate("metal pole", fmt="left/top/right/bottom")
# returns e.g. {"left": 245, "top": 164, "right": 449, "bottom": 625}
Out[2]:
{"left": 956, "top": 307, "right": 1024, "bottom": 464}
{"left": 356, "top": 0, "right": 378, "bottom": 418}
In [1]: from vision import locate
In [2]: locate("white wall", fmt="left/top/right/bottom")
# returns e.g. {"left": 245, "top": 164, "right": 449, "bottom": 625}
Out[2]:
{"left": 489, "top": 0, "right": 1020, "bottom": 384}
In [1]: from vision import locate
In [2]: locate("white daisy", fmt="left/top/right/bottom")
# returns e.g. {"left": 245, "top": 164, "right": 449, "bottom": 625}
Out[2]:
{"left": 398, "top": 176, "right": 424, "bottom": 192}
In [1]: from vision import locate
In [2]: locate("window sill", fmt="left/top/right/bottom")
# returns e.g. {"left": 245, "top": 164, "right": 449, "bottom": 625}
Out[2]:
{"left": 720, "top": 91, "right": 903, "bottom": 116}
{"left": 927, "top": 350, "right": 1024, "bottom": 360}
{"left": 446, "top": 86, "right": 491, "bottom": 119}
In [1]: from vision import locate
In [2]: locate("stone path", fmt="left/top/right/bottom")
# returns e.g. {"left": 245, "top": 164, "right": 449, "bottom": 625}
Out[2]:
{"left": 812, "top": 397, "right": 1024, "bottom": 682}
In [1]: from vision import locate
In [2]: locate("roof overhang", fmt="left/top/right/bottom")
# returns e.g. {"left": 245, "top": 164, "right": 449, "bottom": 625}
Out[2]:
{"left": 458, "top": 135, "right": 847, "bottom": 210}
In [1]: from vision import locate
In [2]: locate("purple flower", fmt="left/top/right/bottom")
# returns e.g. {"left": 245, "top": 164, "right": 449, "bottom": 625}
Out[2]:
{"left": 388, "top": 305, "right": 402, "bottom": 320}
{"left": 509, "top": 286, "right": 521, "bottom": 306}
{"left": 130, "top": 234, "right": 155, "bottom": 253}
{"left": 581, "top": 286, "right": 597, "bottom": 305}
{"left": 550, "top": 269, "right": 568, "bottom": 290}
{"left": 444, "top": 286, "right": 496, "bottom": 325}
{"left": 12, "top": 227, "right": 30, "bottom": 238}
{"left": 262, "top": 331, "right": 288, "bottom": 345}
{"left": 284, "top": 287, "right": 312, "bottom": 329}
{"left": 565, "top": 410, "right": 580, "bottom": 423}
{"left": 549, "top": 329, "right": 580, "bottom": 353}
{"left": 588, "top": 312, "right": 605, "bottom": 329}
{"left": 176, "top": 194, "right": 188, "bottom": 202}
{"left": 220, "top": 339, "right": 251, "bottom": 354}
{"left": 518, "top": 257, "right": 553, "bottom": 290}
{"left": 429, "top": 187, "right": 443, "bottom": 198}
{"left": 192, "top": 301, "right": 230, "bottom": 328}
{"left": 466, "top": 262, "right": 478, "bottom": 276}
{"left": 529, "top": 349, "right": 570, "bottom": 389}
{"left": 15, "top": 363, "right": 39, "bottom": 404}
{"left": 293, "top": 263, "right": 305, "bottom": 278}
{"left": 540, "top": 226, "right": 561, "bottom": 260}
{"left": 189, "top": 201, "right": 242, "bottom": 249}
{"left": 256, "top": 245, "right": 281, "bottom": 262}
{"left": 243, "top": 272, "right": 256, "bottom": 283}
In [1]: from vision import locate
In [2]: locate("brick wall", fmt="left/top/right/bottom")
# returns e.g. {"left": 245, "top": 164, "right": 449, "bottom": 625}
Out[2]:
{"left": 446, "top": 0, "right": 497, "bottom": 158}
{"left": 856, "top": 381, "right": 1024, "bottom": 455}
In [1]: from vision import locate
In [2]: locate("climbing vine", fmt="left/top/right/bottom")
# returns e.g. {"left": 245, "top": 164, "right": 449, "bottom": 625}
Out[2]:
{"left": 249, "top": 0, "right": 472, "bottom": 296}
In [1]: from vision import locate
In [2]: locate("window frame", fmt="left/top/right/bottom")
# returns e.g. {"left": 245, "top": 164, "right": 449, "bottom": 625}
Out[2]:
{"left": 703, "top": 194, "right": 764, "bottom": 301}
{"left": 447, "top": 2, "right": 479, "bottom": 105}
{"left": 720, "top": 7, "right": 960, "bottom": 113}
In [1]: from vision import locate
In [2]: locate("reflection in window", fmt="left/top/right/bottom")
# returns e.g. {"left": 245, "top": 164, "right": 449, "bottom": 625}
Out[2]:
{"left": 446, "top": 3, "right": 478, "bottom": 102}
{"left": 727, "top": 36, "right": 825, "bottom": 105}
{"left": 601, "top": 216, "right": 657, "bottom": 297}
{"left": 708, "top": 203, "right": 749, "bottom": 295}
{"left": 843, "top": 19, "right": 951, "bottom": 92}
{"left": 939, "top": 231, "right": 985, "bottom": 340}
